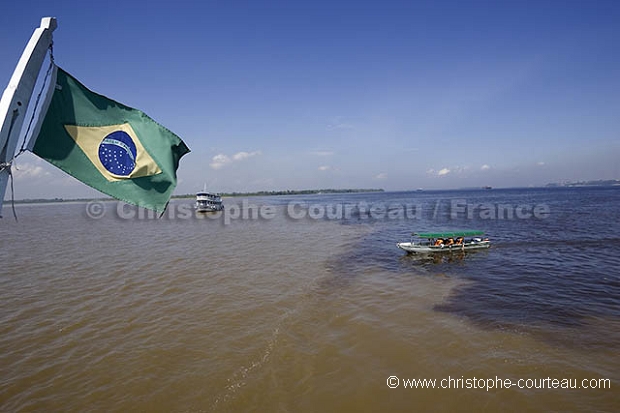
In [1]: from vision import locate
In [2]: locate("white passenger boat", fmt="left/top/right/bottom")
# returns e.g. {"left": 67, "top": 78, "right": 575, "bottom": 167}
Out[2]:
{"left": 397, "top": 231, "right": 490, "bottom": 254}
{"left": 195, "top": 190, "right": 224, "bottom": 212}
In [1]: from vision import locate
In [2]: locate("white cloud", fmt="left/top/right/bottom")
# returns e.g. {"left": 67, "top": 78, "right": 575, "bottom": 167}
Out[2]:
{"left": 318, "top": 165, "right": 332, "bottom": 171}
{"left": 537, "top": 161, "right": 545, "bottom": 166}
{"left": 481, "top": 164, "right": 491, "bottom": 171}
{"left": 233, "top": 151, "right": 261, "bottom": 161}
{"left": 375, "top": 172, "right": 388, "bottom": 180}
{"left": 328, "top": 123, "right": 354, "bottom": 130}
{"left": 428, "top": 166, "right": 472, "bottom": 177}
{"left": 210, "top": 154, "right": 231, "bottom": 169}
{"left": 309, "top": 151, "right": 335, "bottom": 156}
{"left": 327, "top": 116, "right": 354, "bottom": 130}
{"left": 12, "top": 162, "right": 51, "bottom": 180}
{"left": 210, "top": 151, "right": 261, "bottom": 169}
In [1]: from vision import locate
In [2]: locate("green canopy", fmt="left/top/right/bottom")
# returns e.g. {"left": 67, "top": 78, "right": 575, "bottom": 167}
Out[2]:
{"left": 413, "top": 230, "right": 485, "bottom": 238}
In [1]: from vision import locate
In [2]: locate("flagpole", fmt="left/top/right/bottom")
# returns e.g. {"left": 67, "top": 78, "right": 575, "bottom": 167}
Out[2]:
{"left": 0, "top": 17, "right": 57, "bottom": 216}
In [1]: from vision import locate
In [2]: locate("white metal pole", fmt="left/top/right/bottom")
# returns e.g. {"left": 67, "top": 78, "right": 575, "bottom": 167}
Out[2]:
{"left": 0, "top": 17, "right": 57, "bottom": 216}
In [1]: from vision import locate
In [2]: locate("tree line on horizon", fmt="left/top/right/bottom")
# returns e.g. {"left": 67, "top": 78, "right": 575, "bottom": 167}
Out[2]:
{"left": 175, "top": 188, "right": 385, "bottom": 198}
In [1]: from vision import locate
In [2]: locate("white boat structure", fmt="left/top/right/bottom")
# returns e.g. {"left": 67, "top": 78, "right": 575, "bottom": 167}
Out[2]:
{"left": 397, "top": 231, "right": 490, "bottom": 254}
{"left": 195, "top": 189, "right": 224, "bottom": 213}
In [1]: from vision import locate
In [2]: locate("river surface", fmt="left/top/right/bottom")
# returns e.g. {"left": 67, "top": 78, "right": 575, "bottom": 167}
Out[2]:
{"left": 1, "top": 187, "right": 618, "bottom": 412}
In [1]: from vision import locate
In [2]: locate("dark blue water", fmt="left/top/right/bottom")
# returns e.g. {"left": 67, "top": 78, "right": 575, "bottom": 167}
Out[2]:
{"left": 269, "top": 187, "right": 620, "bottom": 349}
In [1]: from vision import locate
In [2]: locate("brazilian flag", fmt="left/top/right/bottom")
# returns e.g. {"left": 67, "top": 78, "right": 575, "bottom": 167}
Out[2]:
{"left": 31, "top": 65, "right": 190, "bottom": 213}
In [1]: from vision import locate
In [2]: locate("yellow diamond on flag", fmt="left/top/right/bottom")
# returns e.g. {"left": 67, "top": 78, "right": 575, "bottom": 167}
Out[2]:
{"left": 64, "top": 123, "right": 162, "bottom": 182}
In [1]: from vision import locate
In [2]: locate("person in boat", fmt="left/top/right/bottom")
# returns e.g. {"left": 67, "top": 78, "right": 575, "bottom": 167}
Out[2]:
{"left": 455, "top": 237, "right": 464, "bottom": 245}
{"left": 433, "top": 238, "right": 444, "bottom": 247}
{"left": 445, "top": 238, "right": 454, "bottom": 246}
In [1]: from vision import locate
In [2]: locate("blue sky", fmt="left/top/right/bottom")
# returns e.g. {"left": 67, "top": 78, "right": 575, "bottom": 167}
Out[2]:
{"left": 2, "top": 0, "right": 619, "bottom": 199}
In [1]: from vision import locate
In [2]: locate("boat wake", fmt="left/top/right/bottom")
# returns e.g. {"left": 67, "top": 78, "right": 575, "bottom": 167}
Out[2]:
{"left": 210, "top": 326, "right": 281, "bottom": 412}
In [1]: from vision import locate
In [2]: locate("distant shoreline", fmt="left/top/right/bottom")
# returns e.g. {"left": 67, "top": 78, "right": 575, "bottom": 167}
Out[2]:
{"left": 175, "top": 188, "right": 384, "bottom": 199}
{"left": 544, "top": 179, "right": 620, "bottom": 188}
{"left": 7, "top": 182, "right": 620, "bottom": 205}
{"left": 9, "top": 188, "right": 385, "bottom": 205}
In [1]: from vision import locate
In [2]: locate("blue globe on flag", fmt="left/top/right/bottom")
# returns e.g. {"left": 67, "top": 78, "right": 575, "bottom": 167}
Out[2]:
{"left": 98, "top": 130, "right": 137, "bottom": 176}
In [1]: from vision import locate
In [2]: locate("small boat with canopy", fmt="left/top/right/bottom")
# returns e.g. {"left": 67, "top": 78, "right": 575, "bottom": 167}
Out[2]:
{"left": 397, "top": 230, "right": 490, "bottom": 254}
